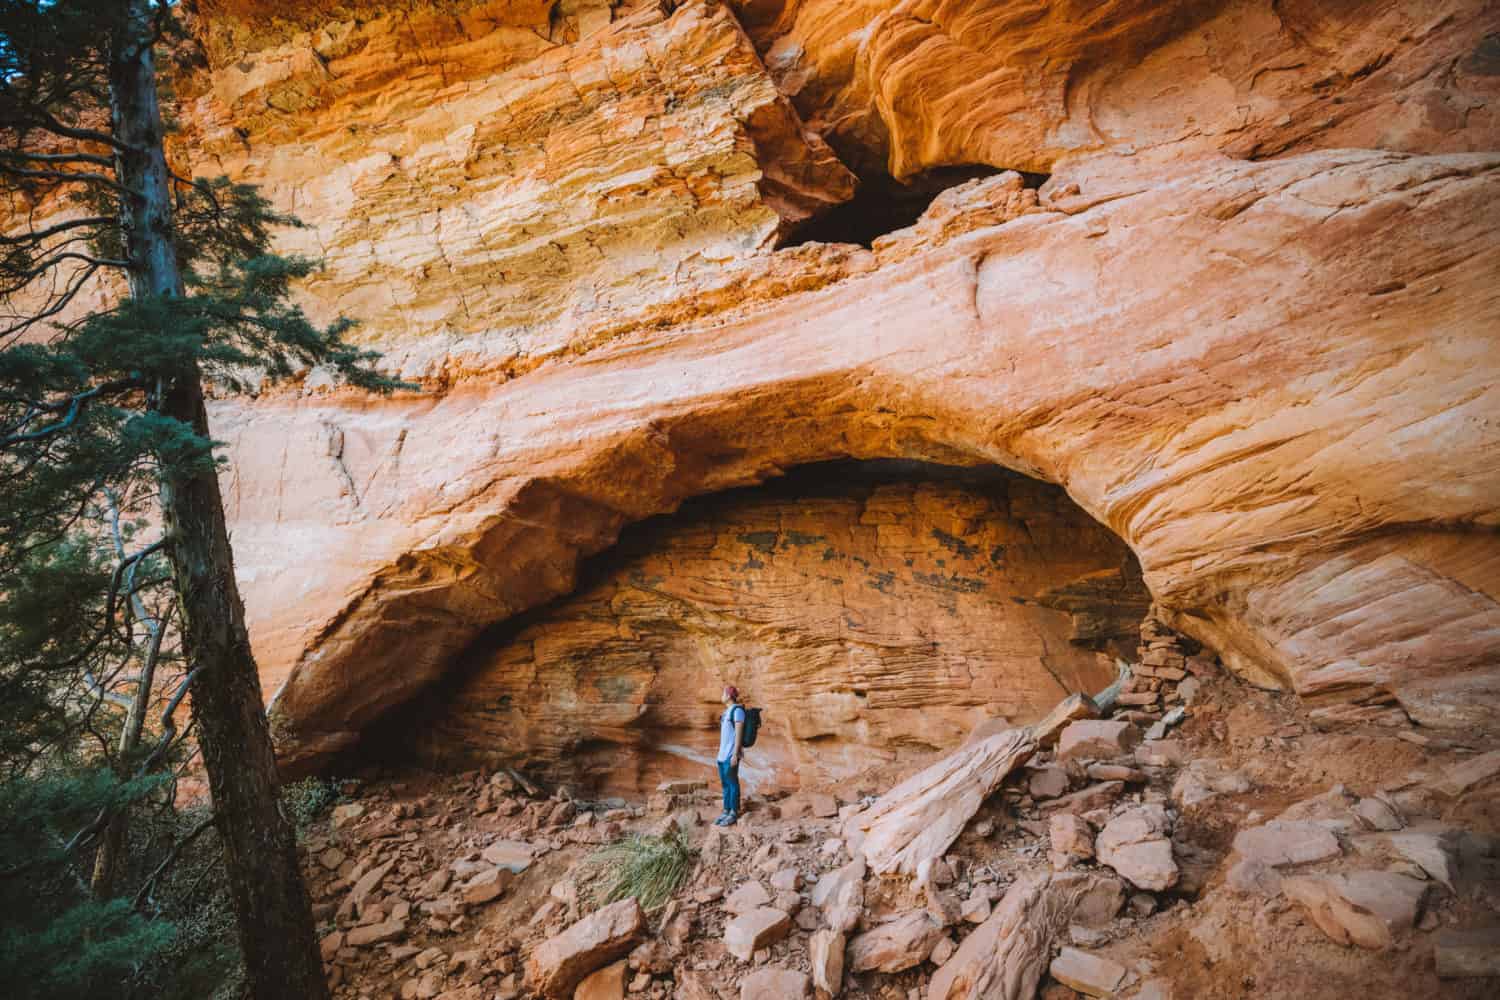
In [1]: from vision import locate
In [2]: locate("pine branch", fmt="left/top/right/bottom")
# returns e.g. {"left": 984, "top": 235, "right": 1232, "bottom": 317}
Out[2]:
{"left": 0, "top": 149, "right": 115, "bottom": 168}
{"left": 0, "top": 214, "right": 116, "bottom": 245}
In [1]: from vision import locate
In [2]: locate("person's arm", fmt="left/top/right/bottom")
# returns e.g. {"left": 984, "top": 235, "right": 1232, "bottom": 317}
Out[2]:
{"left": 732, "top": 708, "right": 745, "bottom": 765}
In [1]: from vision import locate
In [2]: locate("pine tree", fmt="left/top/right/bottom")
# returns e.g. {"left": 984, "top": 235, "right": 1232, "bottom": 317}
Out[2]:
{"left": 1, "top": 2, "right": 403, "bottom": 996}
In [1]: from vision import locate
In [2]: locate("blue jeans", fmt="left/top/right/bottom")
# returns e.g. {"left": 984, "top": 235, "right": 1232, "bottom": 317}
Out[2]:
{"left": 717, "top": 759, "right": 741, "bottom": 814}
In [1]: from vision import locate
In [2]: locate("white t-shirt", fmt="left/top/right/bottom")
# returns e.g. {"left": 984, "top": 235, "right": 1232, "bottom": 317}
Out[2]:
{"left": 717, "top": 705, "right": 746, "bottom": 763}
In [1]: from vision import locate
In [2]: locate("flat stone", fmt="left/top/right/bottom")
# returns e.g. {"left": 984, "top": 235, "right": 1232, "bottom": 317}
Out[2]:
{"left": 1433, "top": 749, "right": 1500, "bottom": 798}
{"left": 724, "top": 880, "right": 773, "bottom": 915}
{"left": 740, "top": 968, "right": 810, "bottom": 999}
{"left": 1058, "top": 721, "right": 1141, "bottom": 763}
{"left": 319, "top": 931, "right": 344, "bottom": 960}
{"left": 724, "top": 907, "right": 791, "bottom": 962}
{"left": 347, "top": 919, "right": 406, "bottom": 947}
{"left": 574, "top": 959, "right": 627, "bottom": 1000}
{"left": 1282, "top": 872, "right": 1428, "bottom": 950}
{"left": 847, "top": 910, "right": 944, "bottom": 973}
{"left": 1352, "top": 797, "right": 1404, "bottom": 832}
{"left": 1050, "top": 947, "right": 1128, "bottom": 997}
{"left": 1434, "top": 927, "right": 1500, "bottom": 978}
{"left": 1232, "top": 821, "right": 1341, "bottom": 868}
{"left": 1039, "top": 781, "right": 1125, "bottom": 816}
{"left": 480, "top": 840, "right": 537, "bottom": 873}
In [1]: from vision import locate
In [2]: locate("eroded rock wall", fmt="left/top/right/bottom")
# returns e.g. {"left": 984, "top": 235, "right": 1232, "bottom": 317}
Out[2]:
{"left": 141, "top": 0, "right": 1500, "bottom": 768}
{"left": 391, "top": 462, "right": 1146, "bottom": 794}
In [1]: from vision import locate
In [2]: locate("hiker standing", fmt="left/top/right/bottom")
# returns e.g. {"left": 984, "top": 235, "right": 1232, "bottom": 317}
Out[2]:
{"left": 715, "top": 685, "right": 746, "bottom": 826}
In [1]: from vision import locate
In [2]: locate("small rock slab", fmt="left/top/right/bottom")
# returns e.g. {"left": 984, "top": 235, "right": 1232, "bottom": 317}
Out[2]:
{"left": 724, "top": 907, "right": 791, "bottom": 962}
{"left": 574, "top": 959, "right": 627, "bottom": 1000}
{"left": 1231, "top": 821, "right": 1341, "bottom": 868}
{"left": 1282, "top": 872, "right": 1427, "bottom": 950}
{"left": 847, "top": 910, "right": 943, "bottom": 973}
{"left": 724, "top": 880, "right": 773, "bottom": 915}
{"left": 740, "top": 968, "right": 810, "bottom": 999}
{"left": 346, "top": 918, "right": 405, "bottom": 947}
{"left": 1058, "top": 721, "right": 1141, "bottom": 763}
{"left": 1050, "top": 947, "right": 1128, "bottom": 997}
{"left": 481, "top": 840, "right": 537, "bottom": 873}
{"left": 1433, "top": 749, "right": 1500, "bottom": 798}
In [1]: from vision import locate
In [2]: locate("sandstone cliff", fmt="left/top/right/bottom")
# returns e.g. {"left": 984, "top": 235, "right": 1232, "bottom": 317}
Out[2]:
{"left": 153, "top": 0, "right": 1500, "bottom": 773}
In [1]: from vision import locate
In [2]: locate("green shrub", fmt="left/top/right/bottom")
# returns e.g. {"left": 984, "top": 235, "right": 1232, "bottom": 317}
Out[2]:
{"left": 279, "top": 776, "right": 344, "bottom": 833}
{"left": 582, "top": 830, "right": 697, "bottom": 912}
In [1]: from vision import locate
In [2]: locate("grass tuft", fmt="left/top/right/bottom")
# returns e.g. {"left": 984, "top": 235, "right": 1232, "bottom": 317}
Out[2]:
{"left": 581, "top": 829, "right": 697, "bottom": 912}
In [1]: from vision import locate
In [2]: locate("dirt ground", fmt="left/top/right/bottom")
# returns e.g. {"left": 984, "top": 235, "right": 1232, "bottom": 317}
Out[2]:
{"left": 304, "top": 661, "right": 1500, "bottom": 1000}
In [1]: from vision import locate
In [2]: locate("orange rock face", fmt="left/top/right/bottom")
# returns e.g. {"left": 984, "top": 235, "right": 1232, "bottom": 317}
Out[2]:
{"left": 390, "top": 463, "right": 1143, "bottom": 794}
{"left": 152, "top": 0, "right": 1500, "bottom": 771}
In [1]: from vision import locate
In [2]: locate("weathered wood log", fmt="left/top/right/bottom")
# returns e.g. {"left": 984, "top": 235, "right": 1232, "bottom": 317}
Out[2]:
{"left": 850, "top": 726, "right": 1037, "bottom": 876}
{"left": 927, "top": 872, "right": 1107, "bottom": 1000}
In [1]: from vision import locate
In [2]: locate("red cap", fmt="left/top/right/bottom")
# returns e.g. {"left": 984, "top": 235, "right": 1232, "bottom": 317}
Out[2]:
{"left": 724, "top": 685, "right": 739, "bottom": 701}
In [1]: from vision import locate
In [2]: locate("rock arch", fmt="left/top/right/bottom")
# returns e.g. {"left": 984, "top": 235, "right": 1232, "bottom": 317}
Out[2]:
{"left": 213, "top": 150, "right": 1500, "bottom": 769}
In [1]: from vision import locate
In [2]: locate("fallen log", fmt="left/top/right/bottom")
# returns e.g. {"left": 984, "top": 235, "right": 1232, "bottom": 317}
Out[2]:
{"left": 928, "top": 872, "right": 1107, "bottom": 1000}
{"left": 848, "top": 683, "right": 1107, "bottom": 876}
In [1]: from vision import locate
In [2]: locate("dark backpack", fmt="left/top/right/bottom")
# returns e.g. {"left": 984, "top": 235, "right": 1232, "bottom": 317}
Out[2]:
{"left": 740, "top": 706, "right": 763, "bottom": 748}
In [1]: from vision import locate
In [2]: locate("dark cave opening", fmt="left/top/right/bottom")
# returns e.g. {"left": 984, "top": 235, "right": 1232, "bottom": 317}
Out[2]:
{"left": 782, "top": 167, "right": 1048, "bottom": 249}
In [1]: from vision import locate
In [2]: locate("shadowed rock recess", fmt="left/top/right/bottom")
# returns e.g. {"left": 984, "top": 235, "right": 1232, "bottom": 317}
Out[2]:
{"left": 383, "top": 461, "right": 1148, "bottom": 794}
{"left": 153, "top": 0, "right": 1498, "bottom": 770}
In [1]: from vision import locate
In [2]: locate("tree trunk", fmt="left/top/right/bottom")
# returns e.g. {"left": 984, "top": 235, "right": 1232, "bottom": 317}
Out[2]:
{"left": 107, "top": 4, "right": 330, "bottom": 997}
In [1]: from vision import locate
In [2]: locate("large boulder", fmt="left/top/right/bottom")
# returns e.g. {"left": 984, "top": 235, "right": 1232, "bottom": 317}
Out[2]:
{"left": 525, "top": 899, "right": 645, "bottom": 998}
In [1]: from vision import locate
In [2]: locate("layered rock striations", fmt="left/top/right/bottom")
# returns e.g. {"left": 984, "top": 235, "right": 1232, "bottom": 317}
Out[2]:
{"left": 178, "top": 0, "right": 856, "bottom": 381}
{"left": 392, "top": 463, "right": 1144, "bottom": 793}
{"left": 145, "top": 0, "right": 1500, "bottom": 769}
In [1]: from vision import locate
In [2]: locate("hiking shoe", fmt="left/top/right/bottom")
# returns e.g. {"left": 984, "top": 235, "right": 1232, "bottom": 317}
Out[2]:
{"left": 712, "top": 812, "right": 730, "bottom": 826}
{"left": 721, "top": 813, "right": 739, "bottom": 827}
